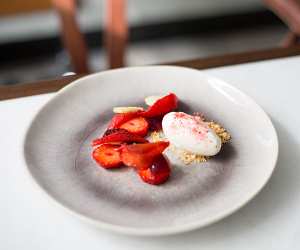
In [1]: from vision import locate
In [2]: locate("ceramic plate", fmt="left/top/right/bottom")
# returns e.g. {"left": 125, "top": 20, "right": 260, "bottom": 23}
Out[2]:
{"left": 24, "top": 66, "right": 278, "bottom": 236}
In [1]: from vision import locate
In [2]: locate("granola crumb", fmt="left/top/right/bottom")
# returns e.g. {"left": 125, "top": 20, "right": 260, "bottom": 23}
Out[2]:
{"left": 150, "top": 119, "right": 231, "bottom": 165}
{"left": 207, "top": 121, "right": 231, "bottom": 144}
{"left": 150, "top": 130, "right": 167, "bottom": 142}
{"left": 171, "top": 146, "right": 208, "bottom": 165}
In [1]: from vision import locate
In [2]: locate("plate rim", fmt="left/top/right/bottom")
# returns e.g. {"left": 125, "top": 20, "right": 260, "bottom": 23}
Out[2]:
{"left": 23, "top": 65, "right": 279, "bottom": 236}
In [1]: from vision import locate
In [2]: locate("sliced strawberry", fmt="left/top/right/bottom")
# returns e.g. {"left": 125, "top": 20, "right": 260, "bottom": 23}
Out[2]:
{"left": 141, "top": 93, "right": 178, "bottom": 118}
{"left": 92, "top": 144, "right": 122, "bottom": 169}
{"left": 119, "top": 141, "right": 169, "bottom": 170}
{"left": 103, "top": 128, "right": 126, "bottom": 137}
{"left": 92, "top": 128, "right": 147, "bottom": 146}
{"left": 138, "top": 155, "right": 170, "bottom": 185}
{"left": 120, "top": 117, "right": 149, "bottom": 137}
{"left": 147, "top": 117, "right": 163, "bottom": 131}
{"left": 108, "top": 112, "right": 141, "bottom": 129}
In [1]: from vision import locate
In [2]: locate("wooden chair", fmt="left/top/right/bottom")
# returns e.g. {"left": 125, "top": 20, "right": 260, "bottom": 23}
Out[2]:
{"left": 55, "top": 0, "right": 300, "bottom": 74}
{"left": 1, "top": 0, "right": 127, "bottom": 74}
{"left": 0, "top": 0, "right": 90, "bottom": 73}
{"left": 5, "top": 1, "right": 298, "bottom": 74}
{"left": 0, "top": 0, "right": 52, "bottom": 15}
{"left": 52, "top": 0, "right": 89, "bottom": 73}
{"left": 264, "top": 0, "right": 300, "bottom": 46}
{"left": 52, "top": 0, "right": 127, "bottom": 73}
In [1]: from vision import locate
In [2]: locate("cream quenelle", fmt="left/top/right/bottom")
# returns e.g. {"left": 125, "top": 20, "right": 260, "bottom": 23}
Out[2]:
{"left": 162, "top": 112, "right": 222, "bottom": 156}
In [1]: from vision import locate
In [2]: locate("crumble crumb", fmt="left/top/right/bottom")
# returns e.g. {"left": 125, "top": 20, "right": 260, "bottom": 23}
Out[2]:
{"left": 207, "top": 121, "right": 231, "bottom": 144}
{"left": 172, "top": 147, "right": 208, "bottom": 164}
{"left": 150, "top": 120, "right": 231, "bottom": 165}
{"left": 150, "top": 130, "right": 167, "bottom": 142}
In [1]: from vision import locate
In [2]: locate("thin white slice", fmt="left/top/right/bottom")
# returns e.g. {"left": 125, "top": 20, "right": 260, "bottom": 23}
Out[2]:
{"left": 113, "top": 106, "right": 144, "bottom": 114}
{"left": 144, "top": 95, "right": 163, "bottom": 106}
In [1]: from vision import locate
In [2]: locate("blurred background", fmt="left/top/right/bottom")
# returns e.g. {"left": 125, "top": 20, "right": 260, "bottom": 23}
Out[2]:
{"left": 0, "top": 0, "right": 289, "bottom": 85}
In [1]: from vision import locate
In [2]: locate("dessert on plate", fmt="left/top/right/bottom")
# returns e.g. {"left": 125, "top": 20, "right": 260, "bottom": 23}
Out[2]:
{"left": 91, "top": 93, "right": 231, "bottom": 185}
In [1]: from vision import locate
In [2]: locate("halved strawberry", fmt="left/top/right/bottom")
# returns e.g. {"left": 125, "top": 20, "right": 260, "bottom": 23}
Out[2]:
{"left": 141, "top": 93, "right": 178, "bottom": 118}
{"left": 103, "top": 128, "right": 126, "bottom": 136}
{"left": 108, "top": 112, "right": 141, "bottom": 129}
{"left": 92, "top": 144, "right": 122, "bottom": 169}
{"left": 120, "top": 117, "right": 149, "bottom": 137}
{"left": 92, "top": 128, "right": 147, "bottom": 146}
{"left": 147, "top": 117, "right": 163, "bottom": 131}
{"left": 138, "top": 155, "right": 170, "bottom": 185}
{"left": 119, "top": 141, "right": 169, "bottom": 170}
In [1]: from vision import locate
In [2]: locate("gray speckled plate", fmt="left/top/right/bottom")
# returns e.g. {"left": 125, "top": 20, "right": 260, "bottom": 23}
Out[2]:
{"left": 24, "top": 66, "right": 278, "bottom": 236}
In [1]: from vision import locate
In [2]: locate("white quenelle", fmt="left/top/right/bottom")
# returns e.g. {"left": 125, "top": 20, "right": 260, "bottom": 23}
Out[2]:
{"left": 162, "top": 112, "right": 222, "bottom": 156}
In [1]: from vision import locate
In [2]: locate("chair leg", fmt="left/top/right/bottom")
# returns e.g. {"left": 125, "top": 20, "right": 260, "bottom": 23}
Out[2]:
{"left": 105, "top": 0, "right": 128, "bottom": 69}
{"left": 52, "top": 0, "right": 89, "bottom": 74}
{"left": 264, "top": 0, "right": 300, "bottom": 46}
{"left": 281, "top": 31, "right": 300, "bottom": 47}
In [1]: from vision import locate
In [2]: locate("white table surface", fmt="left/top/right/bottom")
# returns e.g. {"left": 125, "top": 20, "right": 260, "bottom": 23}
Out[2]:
{"left": 1, "top": 56, "right": 300, "bottom": 250}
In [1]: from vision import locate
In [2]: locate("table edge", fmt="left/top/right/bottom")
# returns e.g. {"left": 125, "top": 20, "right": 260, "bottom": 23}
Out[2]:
{"left": 1, "top": 45, "right": 300, "bottom": 101}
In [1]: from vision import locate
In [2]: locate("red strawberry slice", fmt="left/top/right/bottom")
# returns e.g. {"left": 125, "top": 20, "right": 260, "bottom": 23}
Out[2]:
{"left": 92, "top": 144, "right": 122, "bottom": 169}
{"left": 103, "top": 128, "right": 124, "bottom": 136}
{"left": 119, "top": 141, "right": 169, "bottom": 170}
{"left": 120, "top": 117, "right": 149, "bottom": 137}
{"left": 92, "top": 128, "right": 148, "bottom": 146}
{"left": 141, "top": 93, "right": 178, "bottom": 118}
{"left": 108, "top": 112, "right": 141, "bottom": 129}
{"left": 138, "top": 155, "right": 170, "bottom": 185}
{"left": 147, "top": 117, "right": 163, "bottom": 131}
